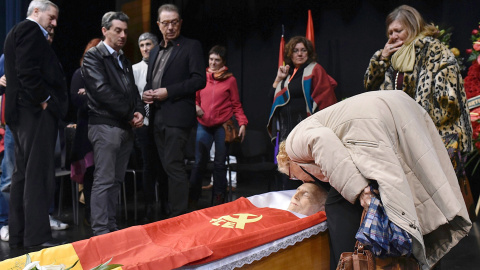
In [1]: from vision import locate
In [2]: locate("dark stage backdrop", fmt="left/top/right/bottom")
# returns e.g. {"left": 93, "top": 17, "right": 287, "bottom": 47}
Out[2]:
{"left": 2, "top": 0, "right": 480, "bottom": 131}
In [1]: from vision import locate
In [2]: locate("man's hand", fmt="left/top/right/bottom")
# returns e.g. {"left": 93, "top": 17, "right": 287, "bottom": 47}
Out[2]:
{"left": 142, "top": 88, "right": 168, "bottom": 104}
{"left": 130, "top": 112, "right": 144, "bottom": 128}
{"left": 0, "top": 75, "right": 6, "bottom": 87}
{"left": 41, "top": 102, "right": 48, "bottom": 110}
{"left": 142, "top": 89, "right": 155, "bottom": 104}
{"left": 78, "top": 88, "right": 86, "bottom": 95}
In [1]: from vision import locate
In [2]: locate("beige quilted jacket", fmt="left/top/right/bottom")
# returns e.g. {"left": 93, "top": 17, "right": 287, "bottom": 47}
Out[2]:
{"left": 285, "top": 91, "right": 471, "bottom": 270}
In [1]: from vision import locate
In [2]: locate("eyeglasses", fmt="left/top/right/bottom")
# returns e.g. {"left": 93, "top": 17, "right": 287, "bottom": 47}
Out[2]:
{"left": 289, "top": 164, "right": 298, "bottom": 180}
{"left": 159, "top": 19, "right": 180, "bottom": 27}
{"left": 293, "top": 48, "right": 308, "bottom": 54}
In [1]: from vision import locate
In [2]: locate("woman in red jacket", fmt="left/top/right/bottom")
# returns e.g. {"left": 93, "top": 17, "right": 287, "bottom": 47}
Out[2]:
{"left": 189, "top": 45, "right": 248, "bottom": 206}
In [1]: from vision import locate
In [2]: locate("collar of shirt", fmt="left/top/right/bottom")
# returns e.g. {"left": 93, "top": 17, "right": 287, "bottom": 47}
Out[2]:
{"left": 159, "top": 40, "right": 175, "bottom": 50}
{"left": 27, "top": 17, "right": 49, "bottom": 39}
{"left": 103, "top": 43, "right": 124, "bottom": 69}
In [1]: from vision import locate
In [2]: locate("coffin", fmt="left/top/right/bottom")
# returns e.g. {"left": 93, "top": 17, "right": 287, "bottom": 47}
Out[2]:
{"left": 0, "top": 190, "right": 329, "bottom": 270}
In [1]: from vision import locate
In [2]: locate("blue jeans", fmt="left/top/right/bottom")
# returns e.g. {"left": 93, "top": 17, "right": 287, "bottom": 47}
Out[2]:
{"left": 189, "top": 123, "right": 227, "bottom": 201}
{"left": 0, "top": 125, "right": 14, "bottom": 226}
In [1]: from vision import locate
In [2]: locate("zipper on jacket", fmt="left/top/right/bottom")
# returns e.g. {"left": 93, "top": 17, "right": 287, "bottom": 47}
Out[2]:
{"left": 345, "top": 140, "right": 379, "bottom": 148}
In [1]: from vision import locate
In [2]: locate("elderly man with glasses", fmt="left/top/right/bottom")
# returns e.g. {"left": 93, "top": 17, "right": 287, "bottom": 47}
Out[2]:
{"left": 143, "top": 4, "right": 206, "bottom": 217}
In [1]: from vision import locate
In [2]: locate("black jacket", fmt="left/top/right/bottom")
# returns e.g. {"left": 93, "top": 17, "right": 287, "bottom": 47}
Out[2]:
{"left": 145, "top": 35, "right": 206, "bottom": 128}
{"left": 3, "top": 20, "right": 68, "bottom": 124}
{"left": 82, "top": 41, "right": 145, "bottom": 130}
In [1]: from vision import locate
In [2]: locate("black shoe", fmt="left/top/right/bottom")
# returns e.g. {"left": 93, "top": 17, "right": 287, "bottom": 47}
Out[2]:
{"left": 24, "top": 239, "right": 66, "bottom": 250}
{"left": 9, "top": 242, "right": 23, "bottom": 249}
{"left": 143, "top": 204, "right": 154, "bottom": 222}
{"left": 213, "top": 193, "right": 225, "bottom": 206}
{"left": 160, "top": 203, "right": 171, "bottom": 217}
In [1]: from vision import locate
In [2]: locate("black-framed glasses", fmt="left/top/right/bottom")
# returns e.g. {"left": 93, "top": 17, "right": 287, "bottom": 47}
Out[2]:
{"left": 159, "top": 19, "right": 180, "bottom": 27}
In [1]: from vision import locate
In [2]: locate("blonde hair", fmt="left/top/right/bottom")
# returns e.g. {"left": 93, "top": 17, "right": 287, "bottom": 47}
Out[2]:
{"left": 386, "top": 5, "right": 438, "bottom": 44}
{"left": 277, "top": 140, "right": 290, "bottom": 175}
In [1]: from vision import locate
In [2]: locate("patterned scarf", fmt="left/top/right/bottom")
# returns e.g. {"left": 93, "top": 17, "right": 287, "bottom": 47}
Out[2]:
{"left": 207, "top": 66, "right": 232, "bottom": 81}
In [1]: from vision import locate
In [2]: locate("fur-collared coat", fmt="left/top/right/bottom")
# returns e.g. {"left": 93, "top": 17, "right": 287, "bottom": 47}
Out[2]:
{"left": 364, "top": 36, "right": 472, "bottom": 153}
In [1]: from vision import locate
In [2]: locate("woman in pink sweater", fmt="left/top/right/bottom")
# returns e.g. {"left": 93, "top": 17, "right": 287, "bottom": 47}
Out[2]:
{"left": 189, "top": 45, "right": 248, "bottom": 206}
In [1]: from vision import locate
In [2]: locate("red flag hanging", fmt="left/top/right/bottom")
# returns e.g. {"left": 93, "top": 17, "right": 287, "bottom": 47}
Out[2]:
{"left": 278, "top": 25, "right": 285, "bottom": 67}
{"left": 306, "top": 10, "right": 315, "bottom": 51}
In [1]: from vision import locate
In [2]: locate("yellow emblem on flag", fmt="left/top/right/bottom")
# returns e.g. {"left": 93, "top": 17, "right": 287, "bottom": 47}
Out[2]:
{"left": 210, "top": 213, "right": 263, "bottom": 229}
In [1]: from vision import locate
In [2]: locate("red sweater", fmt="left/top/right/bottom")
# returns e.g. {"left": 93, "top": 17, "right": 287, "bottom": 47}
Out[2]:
{"left": 196, "top": 71, "right": 248, "bottom": 127}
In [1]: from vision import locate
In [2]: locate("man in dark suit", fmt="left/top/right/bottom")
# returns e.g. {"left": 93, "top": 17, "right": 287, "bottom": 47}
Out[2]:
{"left": 143, "top": 3, "right": 206, "bottom": 217}
{"left": 3, "top": 0, "right": 68, "bottom": 249}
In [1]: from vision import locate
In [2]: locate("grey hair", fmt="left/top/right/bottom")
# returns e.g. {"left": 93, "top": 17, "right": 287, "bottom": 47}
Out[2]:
{"left": 101, "top": 11, "right": 129, "bottom": 30}
{"left": 157, "top": 4, "right": 181, "bottom": 21}
{"left": 27, "top": 0, "right": 58, "bottom": 17}
{"left": 138, "top": 32, "right": 158, "bottom": 46}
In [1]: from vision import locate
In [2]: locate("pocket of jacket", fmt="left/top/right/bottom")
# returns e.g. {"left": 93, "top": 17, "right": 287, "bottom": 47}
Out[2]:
{"left": 345, "top": 140, "right": 379, "bottom": 148}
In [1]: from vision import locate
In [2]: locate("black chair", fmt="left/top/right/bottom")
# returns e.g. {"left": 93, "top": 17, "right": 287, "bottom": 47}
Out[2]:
{"left": 227, "top": 130, "right": 278, "bottom": 201}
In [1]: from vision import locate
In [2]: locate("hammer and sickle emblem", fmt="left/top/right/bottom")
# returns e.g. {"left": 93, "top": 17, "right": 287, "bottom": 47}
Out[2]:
{"left": 221, "top": 213, "right": 263, "bottom": 229}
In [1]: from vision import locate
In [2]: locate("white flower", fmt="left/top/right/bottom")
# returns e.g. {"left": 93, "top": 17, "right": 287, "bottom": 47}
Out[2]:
{"left": 22, "top": 261, "right": 66, "bottom": 270}
{"left": 42, "top": 264, "right": 66, "bottom": 270}
{"left": 23, "top": 261, "right": 41, "bottom": 270}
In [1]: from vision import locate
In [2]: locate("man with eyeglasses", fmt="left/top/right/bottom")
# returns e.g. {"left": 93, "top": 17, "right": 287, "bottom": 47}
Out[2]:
{"left": 143, "top": 4, "right": 206, "bottom": 217}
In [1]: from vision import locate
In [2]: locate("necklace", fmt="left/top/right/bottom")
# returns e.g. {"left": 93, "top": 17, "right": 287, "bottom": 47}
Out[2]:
{"left": 394, "top": 71, "right": 399, "bottom": 90}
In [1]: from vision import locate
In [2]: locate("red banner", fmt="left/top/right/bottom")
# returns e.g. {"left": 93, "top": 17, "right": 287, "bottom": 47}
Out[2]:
{"left": 306, "top": 10, "right": 315, "bottom": 51}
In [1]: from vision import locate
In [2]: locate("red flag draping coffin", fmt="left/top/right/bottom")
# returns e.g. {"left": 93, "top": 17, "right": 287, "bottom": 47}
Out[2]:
{"left": 72, "top": 197, "right": 326, "bottom": 269}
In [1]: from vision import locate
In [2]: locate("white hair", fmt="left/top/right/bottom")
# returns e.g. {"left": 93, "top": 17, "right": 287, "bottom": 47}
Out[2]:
{"left": 27, "top": 0, "right": 58, "bottom": 17}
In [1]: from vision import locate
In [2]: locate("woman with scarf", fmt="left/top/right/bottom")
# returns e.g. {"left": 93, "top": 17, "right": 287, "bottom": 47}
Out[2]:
{"left": 189, "top": 45, "right": 248, "bottom": 206}
{"left": 364, "top": 5, "right": 474, "bottom": 218}
{"left": 267, "top": 36, "right": 337, "bottom": 190}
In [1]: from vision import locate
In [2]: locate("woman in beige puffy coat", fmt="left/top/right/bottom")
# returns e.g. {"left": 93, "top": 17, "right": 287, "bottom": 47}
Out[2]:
{"left": 278, "top": 91, "right": 471, "bottom": 269}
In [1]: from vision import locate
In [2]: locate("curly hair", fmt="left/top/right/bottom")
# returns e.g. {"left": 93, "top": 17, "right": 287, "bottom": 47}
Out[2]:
{"left": 284, "top": 36, "right": 317, "bottom": 67}
{"left": 276, "top": 140, "right": 291, "bottom": 175}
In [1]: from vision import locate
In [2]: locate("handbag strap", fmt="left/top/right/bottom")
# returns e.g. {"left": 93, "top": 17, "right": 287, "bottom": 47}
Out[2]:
{"left": 354, "top": 208, "right": 368, "bottom": 252}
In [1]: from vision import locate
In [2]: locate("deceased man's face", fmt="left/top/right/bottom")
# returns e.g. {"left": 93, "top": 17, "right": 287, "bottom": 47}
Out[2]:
{"left": 287, "top": 183, "right": 326, "bottom": 216}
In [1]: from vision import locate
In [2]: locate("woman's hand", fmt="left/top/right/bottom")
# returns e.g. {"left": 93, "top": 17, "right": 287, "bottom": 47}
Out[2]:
{"left": 238, "top": 125, "right": 246, "bottom": 142}
{"left": 273, "top": 65, "right": 290, "bottom": 88}
{"left": 359, "top": 186, "right": 378, "bottom": 210}
{"left": 381, "top": 38, "right": 404, "bottom": 60}
{"left": 78, "top": 88, "right": 86, "bottom": 95}
{"left": 196, "top": 105, "right": 204, "bottom": 117}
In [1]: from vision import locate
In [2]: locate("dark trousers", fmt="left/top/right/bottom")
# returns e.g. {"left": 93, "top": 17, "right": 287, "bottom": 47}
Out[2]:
{"left": 154, "top": 119, "right": 190, "bottom": 217}
{"left": 325, "top": 187, "right": 364, "bottom": 270}
{"left": 9, "top": 107, "right": 57, "bottom": 246}
{"left": 88, "top": 124, "right": 133, "bottom": 235}
{"left": 134, "top": 125, "right": 168, "bottom": 206}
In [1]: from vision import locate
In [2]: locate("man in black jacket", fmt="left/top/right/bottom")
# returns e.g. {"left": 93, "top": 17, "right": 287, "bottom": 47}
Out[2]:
{"left": 143, "top": 4, "right": 206, "bottom": 217}
{"left": 82, "top": 11, "right": 144, "bottom": 236}
{"left": 4, "top": 0, "right": 68, "bottom": 249}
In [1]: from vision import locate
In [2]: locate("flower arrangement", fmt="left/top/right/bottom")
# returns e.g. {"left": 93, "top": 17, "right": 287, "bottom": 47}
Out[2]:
{"left": 465, "top": 22, "right": 480, "bottom": 99}
{"left": 437, "top": 25, "right": 466, "bottom": 72}
{"left": 22, "top": 254, "right": 121, "bottom": 270}
{"left": 464, "top": 22, "right": 480, "bottom": 174}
